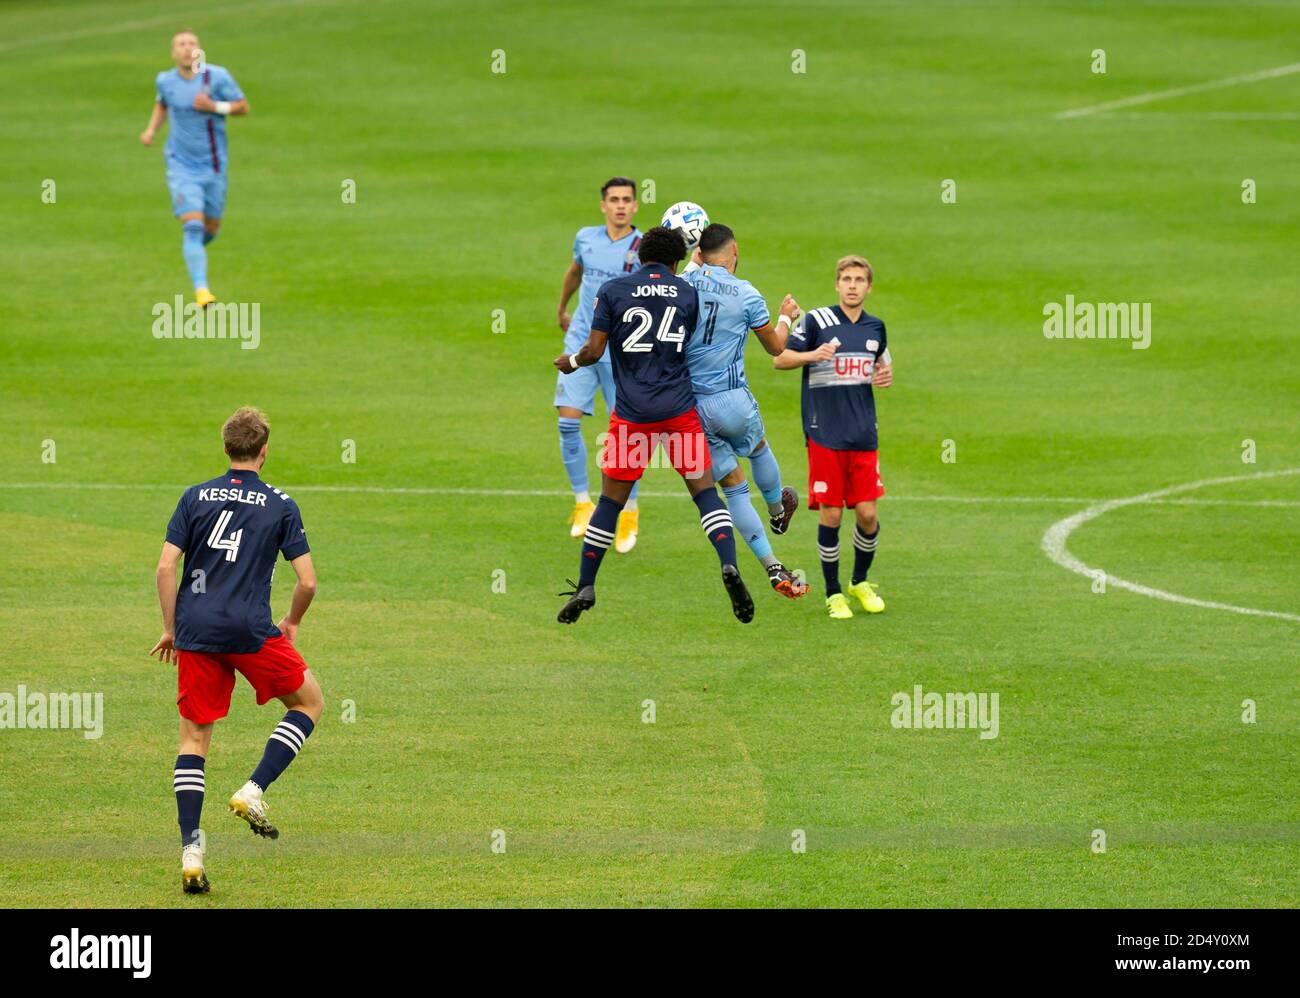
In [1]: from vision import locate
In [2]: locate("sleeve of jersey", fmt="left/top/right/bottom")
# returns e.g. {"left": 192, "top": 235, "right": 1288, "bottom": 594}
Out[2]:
{"left": 591, "top": 288, "right": 612, "bottom": 333}
{"left": 165, "top": 492, "right": 191, "bottom": 549}
{"left": 788, "top": 314, "right": 811, "bottom": 347}
{"left": 879, "top": 322, "right": 892, "bottom": 365}
{"left": 279, "top": 502, "right": 311, "bottom": 560}
{"left": 746, "top": 287, "right": 770, "bottom": 331}
{"left": 155, "top": 72, "right": 167, "bottom": 103}
{"left": 572, "top": 230, "right": 583, "bottom": 264}
{"left": 215, "top": 67, "right": 245, "bottom": 101}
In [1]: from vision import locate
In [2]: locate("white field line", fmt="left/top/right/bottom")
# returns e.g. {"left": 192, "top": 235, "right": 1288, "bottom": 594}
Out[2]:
{"left": 1055, "top": 61, "right": 1300, "bottom": 120}
{"left": 0, "top": 481, "right": 1297, "bottom": 507}
{"left": 1041, "top": 467, "right": 1300, "bottom": 624}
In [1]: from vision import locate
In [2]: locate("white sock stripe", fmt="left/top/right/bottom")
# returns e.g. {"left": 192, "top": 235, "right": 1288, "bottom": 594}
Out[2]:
{"left": 700, "top": 508, "right": 732, "bottom": 523}
{"left": 700, "top": 513, "right": 733, "bottom": 530}
{"left": 854, "top": 537, "right": 877, "bottom": 550}
{"left": 584, "top": 525, "right": 615, "bottom": 541}
{"left": 584, "top": 535, "right": 612, "bottom": 549}
{"left": 173, "top": 768, "right": 205, "bottom": 776}
{"left": 269, "top": 732, "right": 302, "bottom": 754}
{"left": 274, "top": 723, "right": 306, "bottom": 748}
{"left": 173, "top": 782, "right": 205, "bottom": 792}
{"left": 818, "top": 547, "right": 840, "bottom": 559}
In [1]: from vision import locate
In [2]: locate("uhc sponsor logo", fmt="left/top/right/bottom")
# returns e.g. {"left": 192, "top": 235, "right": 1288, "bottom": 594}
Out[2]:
{"left": 833, "top": 355, "right": 874, "bottom": 377}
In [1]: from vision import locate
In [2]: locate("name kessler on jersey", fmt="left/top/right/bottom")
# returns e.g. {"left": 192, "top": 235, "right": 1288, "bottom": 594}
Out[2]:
{"left": 197, "top": 486, "right": 269, "bottom": 505}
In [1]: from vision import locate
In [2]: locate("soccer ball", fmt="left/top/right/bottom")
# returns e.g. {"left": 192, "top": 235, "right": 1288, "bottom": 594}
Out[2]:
{"left": 660, "top": 201, "right": 710, "bottom": 252}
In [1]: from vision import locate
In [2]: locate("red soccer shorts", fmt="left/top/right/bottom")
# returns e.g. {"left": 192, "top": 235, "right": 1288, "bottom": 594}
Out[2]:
{"left": 600, "top": 408, "right": 711, "bottom": 482}
{"left": 177, "top": 634, "right": 309, "bottom": 724}
{"left": 807, "top": 439, "right": 885, "bottom": 509}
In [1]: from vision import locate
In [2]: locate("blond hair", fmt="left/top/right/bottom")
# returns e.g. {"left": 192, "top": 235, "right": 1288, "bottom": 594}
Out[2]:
{"left": 222, "top": 407, "right": 269, "bottom": 460}
{"left": 835, "top": 255, "right": 873, "bottom": 284}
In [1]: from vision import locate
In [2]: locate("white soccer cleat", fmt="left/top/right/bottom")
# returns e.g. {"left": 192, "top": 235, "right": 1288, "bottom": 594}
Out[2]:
{"left": 181, "top": 842, "right": 209, "bottom": 894}
{"left": 229, "top": 780, "right": 279, "bottom": 839}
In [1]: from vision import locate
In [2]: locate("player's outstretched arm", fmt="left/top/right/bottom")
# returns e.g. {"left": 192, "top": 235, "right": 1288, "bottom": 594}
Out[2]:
{"left": 774, "top": 340, "right": 836, "bottom": 370}
{"left": 150, "top": 541, "right": 184, "bottom": 663}
{"left": 277, "top": 553, "right": 317, "bottom": 643}
{"left": 754, "top": 295, "right": 801, "bottom": 356}
{"left": 557, "top": 260, "right": 582, "bottom": 331}
{"left": 555, "top": 328, "right": 608, "bottom": 372}
{"left": 140, "top": 101, "right": 167, "bottom": 145}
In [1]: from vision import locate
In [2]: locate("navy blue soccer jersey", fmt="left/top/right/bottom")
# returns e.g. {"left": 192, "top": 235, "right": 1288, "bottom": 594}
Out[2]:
{"left": 590, "top": 263, "right": 700, "bottom": 423}
{"left": 165, "top": 468, "right": 310, "bottom": 653}
{"left": 789, "top": 305, "right": 892, "bottom": 451}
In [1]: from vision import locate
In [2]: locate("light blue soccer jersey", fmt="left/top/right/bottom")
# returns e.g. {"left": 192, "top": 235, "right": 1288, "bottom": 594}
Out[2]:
{"left": 565, "top": 225, "right": 642, "bottom": 360}
{"left": 155, "top": 65, "right": 244, "bottom": 171}
{"left": 682, "top": 264, "right": 771, "bottom": 395}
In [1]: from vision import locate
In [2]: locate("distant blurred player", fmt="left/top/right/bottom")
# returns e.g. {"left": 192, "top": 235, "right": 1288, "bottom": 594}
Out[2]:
{"left": 555, "top": 177, "right": 644, "bottom": 552}
{"left": 553, "top": 227, "right": 754, "bottom": 624}
{"left": 774, "top": 256, "right": 893, "bottom": 619}
{"left": 150, "top": 407, "right": 322, "bottom": 894}
{"left": 140, "top": 30, "right": 248, "bottom": 307}
{"left": 683, "top": 223, "right": 806, "bottom": 599}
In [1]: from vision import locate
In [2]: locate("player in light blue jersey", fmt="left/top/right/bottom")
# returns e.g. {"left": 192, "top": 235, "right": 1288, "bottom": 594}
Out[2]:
{"left": 555, "top": 177, "right": 644, "bottom": 552}
{"left": 684, "top": 224, "right": 807, "bottom": 600}
{"left": 141, "top": 31, "right": 248, "bottom": 308}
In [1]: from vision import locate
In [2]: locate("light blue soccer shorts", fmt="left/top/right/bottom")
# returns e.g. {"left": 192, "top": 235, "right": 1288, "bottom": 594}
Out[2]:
{"left": 555, "top": 359, "right": 616, "bottom": 416}
{"left": 695, "top": 386, "right": 766, "bottom": 480}
{"left": 166, "top": 155, "right": 228, "bottom": 219}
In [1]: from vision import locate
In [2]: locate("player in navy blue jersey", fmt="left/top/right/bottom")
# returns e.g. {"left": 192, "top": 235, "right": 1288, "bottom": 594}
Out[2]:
{"left": 150, "top": 407, "right": 323, "bottom": 894}
{"left": 555, "top": 177, "right": 644, "bottom": 552}
{"left": 775, "top": 256, "right": 894, "bottom": 620}
{"left": 553, "top": 226, "right": 754, "bottom": 624}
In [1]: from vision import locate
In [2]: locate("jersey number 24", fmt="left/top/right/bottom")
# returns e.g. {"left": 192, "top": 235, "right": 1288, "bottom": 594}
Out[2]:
{"left": 621, "top": 306, "right": 685, "bottom": 353}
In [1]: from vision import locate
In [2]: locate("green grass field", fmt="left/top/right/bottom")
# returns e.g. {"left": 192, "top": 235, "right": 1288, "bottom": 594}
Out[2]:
{"left": 1, "top": 0, "right": 1297, "bottom": 907}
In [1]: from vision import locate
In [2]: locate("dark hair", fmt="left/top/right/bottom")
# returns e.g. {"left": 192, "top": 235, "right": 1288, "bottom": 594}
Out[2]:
{"left": 698, "top": 223, "right": 735, "bottom": 257}
{"left": 638, "top": 226, "right": 686, "bottom": 268}
{"left": 601, "top": 176, "right": 637, "bottom": 199}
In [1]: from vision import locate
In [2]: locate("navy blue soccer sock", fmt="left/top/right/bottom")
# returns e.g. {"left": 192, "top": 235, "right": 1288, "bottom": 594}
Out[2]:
{"left": 578, "top": 495, "right": 624, "bottom": 587}
{"left": 694, "top": 488, "right": 737, "bottom": 568}
{"left": 249, "top": 711, "right": 315, "bottom": 791}
{"left": 818, "top": 524, "right": 842, "bottom": 596}
{"left": 173, "top": 754, "right": 205, "bottom": 846}
{"left": 851, "top": 525, "right": 879, "bottom": 585}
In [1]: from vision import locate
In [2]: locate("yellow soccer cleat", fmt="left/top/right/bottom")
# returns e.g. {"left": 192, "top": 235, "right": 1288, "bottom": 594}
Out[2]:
{"left": 847, "top": 580, "right": 885, "bottom": 614}
{"left": 614, "top": 508, "right": 639, "bottom": 554}
{"left": 826, "top": 592, "right": 854, "bottom": 619}
{"left": 568, "top": 500, "right": 595, "bottom": 538}
{"left": 195, "top": 287, "right": 216, "bottom": 308}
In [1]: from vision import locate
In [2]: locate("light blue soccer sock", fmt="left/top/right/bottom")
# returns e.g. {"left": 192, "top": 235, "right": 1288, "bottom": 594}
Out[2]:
{"left": 181, "top": 220, "right": 208, "bottom": 290}
{"left": 558, "top": 417, "right": 588, "bottom": 497}
{"left": 749, "top": 444, "right": 784, "bottom": 515}
{"left": 722, "top": 480, "right": 776, "bottom": 567}
{"left": 626, "top": 480, "right": 639, "bottom": 510}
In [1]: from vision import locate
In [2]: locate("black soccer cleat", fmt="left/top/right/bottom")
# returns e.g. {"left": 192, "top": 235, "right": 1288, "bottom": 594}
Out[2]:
{"left": 767, "top": 561, "right": 809, "bottom": 600}
{"left": 721, "top": 564, "right": 755, "bottom": 623}
{"left": 557, "top": 579, "right": 596, "bottom": 624}
{"left": 769, "top": 486, "right": 799, "bottom": 535}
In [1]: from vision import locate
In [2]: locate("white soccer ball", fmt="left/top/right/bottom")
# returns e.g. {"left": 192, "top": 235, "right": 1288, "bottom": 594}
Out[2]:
{"left": 660, "top": 201, "right": 710, "bottom": 252}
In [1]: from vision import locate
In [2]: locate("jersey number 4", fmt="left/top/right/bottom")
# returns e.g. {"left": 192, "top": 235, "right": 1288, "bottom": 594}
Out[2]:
{"left": 621, "top": 306, "right": 685, "bottom": 353}
{"left": 206, "top": 509, "right": 244, "bottom": 562}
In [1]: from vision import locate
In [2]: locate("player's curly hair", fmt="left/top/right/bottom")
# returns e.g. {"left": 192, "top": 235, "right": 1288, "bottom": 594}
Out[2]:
{"left": 637, "top": 226, "right": 687, "bottom": 268}
{"left": 223, "top": 406, "right": 270, "bottom": 461}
